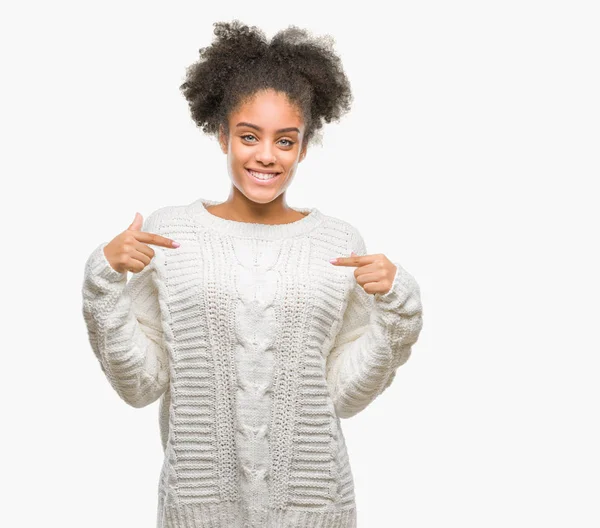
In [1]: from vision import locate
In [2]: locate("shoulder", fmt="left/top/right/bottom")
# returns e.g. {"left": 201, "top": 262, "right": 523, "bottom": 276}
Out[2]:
{"left": 141, "top": 204, "right": 187, "bottom": 233}
{"left": 317, "top": 211, "right": 367, "bottom": 255}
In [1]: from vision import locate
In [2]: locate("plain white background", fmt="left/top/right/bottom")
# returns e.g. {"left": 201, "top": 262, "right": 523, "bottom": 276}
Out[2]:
{"left": 1, "top": 1, "right": 598, "bottom": 526}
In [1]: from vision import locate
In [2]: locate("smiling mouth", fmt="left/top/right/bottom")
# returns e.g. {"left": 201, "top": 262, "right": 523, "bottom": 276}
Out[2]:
{"left": 246, "top": 168, "right": 282, "bottom": 181}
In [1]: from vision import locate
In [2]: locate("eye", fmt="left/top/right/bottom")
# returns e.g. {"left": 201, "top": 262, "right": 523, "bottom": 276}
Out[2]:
{"left": 278, "top": 139, "right": 295, "bottom": 147}
{"left": 241, "top": 134, "right": 257, "bottom": 142}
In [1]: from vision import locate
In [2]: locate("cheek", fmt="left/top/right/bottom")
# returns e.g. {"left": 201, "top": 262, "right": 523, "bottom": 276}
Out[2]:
{"left": 227, "top": 146, "right": 241, "bottom": 166}
{"left": 283, "top": 154, "right": 300, "bottom": 169}
{"left": 231, "top": 143, "right": 253, "bottom": 162}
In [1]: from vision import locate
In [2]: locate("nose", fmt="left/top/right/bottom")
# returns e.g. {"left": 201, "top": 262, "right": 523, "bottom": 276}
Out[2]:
{"left": 255, "top": 145, "right": 277, "bottom": 166}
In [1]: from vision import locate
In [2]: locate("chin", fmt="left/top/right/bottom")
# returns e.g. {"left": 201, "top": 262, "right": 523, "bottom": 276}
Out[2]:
{"left": 245, "top": 191, "right": 281, "bottom": 204}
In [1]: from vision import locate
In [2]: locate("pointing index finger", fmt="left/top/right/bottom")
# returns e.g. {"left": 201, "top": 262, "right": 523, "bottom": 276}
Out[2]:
{"left": 136, "top": 230, "right": 180, "bottom": 248}
{"left": 331, "top": 255, "right": 367, "bottom": 266}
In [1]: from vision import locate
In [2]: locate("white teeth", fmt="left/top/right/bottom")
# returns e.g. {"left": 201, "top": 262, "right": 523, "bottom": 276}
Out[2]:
{"left": 248, "top": 169, "right": 278, "bottom": 180}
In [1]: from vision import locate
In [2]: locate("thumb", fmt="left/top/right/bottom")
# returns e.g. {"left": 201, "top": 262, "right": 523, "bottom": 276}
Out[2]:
{"left": 128, "top": 212, "right": 144, "bottom": 231}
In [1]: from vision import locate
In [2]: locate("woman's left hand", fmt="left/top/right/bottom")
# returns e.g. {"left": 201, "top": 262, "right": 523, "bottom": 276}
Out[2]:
{"left": 330, "top": 252, "right": 397, "bottom": 295}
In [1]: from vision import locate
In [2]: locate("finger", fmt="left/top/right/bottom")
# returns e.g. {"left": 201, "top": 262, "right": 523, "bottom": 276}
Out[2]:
{"left": 133, "top": 240, "right": 155, "bottom": 260}
{"left": 130, "top": 248, "right": 152, "bottom": 268}
{"left": 355, "top": 270, "right": 384, "bottom": 286}
{"left": 330, "top": 254, "right": 375, "bottom": 266}
{"left": 125, "top": 255, "right": 148, "bottom": 274}
{"left": 361, "top": 281, "right": 383, "bottom": 295}
{"left": 133, "top": 230, "right": 180, "bottom": 249}
{"left": 128, "top": 212, "right": 144, "bottom": 232}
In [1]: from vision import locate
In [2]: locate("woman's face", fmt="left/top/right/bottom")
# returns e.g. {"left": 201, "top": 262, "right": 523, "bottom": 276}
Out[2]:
{"left": 219, "top": 89, "right": 308, "bottom": 205}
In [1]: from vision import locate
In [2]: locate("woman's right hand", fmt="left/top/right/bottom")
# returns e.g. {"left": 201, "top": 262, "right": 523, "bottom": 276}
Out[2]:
{"left": 103, "top": 212, "right": 180, "bottom": 274}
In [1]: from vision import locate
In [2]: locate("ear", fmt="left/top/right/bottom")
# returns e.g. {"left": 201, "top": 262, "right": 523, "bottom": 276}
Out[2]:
{"left": 218, "top": 125, "right": 228, "bottom": 154}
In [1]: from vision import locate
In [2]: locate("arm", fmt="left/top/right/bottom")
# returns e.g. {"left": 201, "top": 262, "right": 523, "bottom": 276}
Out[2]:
{"left": 325, "top": 228, "right": 424, "bottom": 419}
{"left": 81, "top": 211, "right": 169, "bottom": 408}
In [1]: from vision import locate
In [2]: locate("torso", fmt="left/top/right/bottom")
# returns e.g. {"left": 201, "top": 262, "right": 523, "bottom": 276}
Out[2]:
{"left": 151, "top": 205, "right": 359, "bottom": 523}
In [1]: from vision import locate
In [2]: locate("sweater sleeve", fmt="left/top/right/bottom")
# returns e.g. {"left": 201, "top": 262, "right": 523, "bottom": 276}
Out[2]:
{"left": 81, "top": 211, "right": 170, "bottom": 408}
{"left": 325, "top": 228, "right": 424, "bottom": 419}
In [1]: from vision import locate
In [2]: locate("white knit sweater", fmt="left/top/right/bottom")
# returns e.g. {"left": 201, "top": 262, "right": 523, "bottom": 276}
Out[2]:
{"left": 82, "top": 197, "right": 424, "bottom": 528}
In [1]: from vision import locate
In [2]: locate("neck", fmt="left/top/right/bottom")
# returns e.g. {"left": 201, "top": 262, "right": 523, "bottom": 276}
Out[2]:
{"left": 213, "top": 188, "right": 303, "bottom": 224}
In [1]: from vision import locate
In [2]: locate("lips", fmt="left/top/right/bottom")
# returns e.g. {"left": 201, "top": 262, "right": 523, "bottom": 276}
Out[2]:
{"left": 246, "top": 168, "right": 281, "bottom": 175}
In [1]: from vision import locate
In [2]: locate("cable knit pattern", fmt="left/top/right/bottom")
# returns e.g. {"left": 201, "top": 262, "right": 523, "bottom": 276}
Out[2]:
{"left": 232, "top": 239, "right": 277, "bottom": 526}
{"left": 81, "top": 197, "right": 424, "bottom": 528}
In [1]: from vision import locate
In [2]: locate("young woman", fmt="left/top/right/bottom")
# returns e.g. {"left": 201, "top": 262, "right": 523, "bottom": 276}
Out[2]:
{"left": 82, "top": 20, "right": 424, "bottom": 528}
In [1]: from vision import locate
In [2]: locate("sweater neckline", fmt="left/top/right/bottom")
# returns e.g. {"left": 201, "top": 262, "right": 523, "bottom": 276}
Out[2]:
{"left": 189, "top": 197, "right": 324, "bottom": 239}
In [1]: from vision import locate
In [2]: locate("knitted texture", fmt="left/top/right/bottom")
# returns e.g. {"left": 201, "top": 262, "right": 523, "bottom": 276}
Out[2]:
{"left": 81, "top": 198, "right": 424, "bottom": 528}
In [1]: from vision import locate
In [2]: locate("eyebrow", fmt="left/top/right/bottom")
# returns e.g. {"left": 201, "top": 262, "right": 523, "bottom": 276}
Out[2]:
{"left": 235, "top": 122, "right": 300, "bottom": 134}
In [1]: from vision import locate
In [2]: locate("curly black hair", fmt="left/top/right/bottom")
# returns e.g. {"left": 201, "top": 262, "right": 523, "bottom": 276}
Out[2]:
{"left": 179, "top": 20, "right": 353, "bottom": 147}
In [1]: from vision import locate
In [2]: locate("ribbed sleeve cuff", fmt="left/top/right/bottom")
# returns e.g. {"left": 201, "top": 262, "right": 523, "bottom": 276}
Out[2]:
{"left": 87, "top": 242, "right": 128, "bottom": 283}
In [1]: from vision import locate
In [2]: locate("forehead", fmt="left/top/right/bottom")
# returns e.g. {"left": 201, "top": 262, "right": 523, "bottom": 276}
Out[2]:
{"left": 230, "top": 90, "right": 304, "bottom": 130}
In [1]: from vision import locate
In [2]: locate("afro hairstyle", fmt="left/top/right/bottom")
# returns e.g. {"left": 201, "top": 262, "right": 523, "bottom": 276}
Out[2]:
{"left": 179, "top": 20, "right": 353, "bottom": 147}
